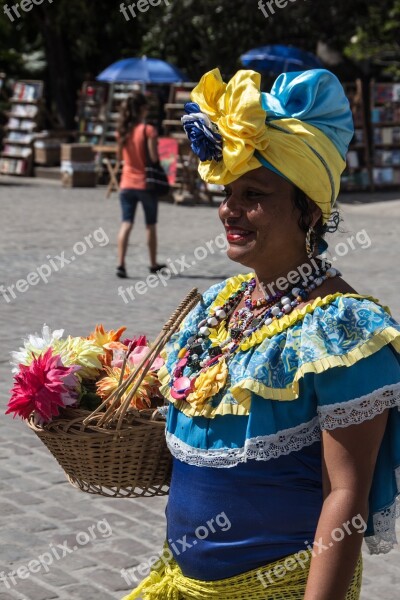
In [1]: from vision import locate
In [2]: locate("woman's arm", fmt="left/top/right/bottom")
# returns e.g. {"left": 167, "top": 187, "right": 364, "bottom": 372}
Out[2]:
{"left": 304, "top": 411, "right": 388, "bottom": 600}
{"left": 147, "top": 133, "right": 159, "bottom": 163}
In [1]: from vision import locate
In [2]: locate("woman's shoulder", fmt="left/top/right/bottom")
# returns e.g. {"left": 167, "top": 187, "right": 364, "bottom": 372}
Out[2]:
{"left": 305, "top": 275, "right": 358, "bottom": 304}
{"left": 145, "top": 123, "right": 158, "bottom": 138}
{"left": 299, "top": 273, "right": 394, "bottom": 318}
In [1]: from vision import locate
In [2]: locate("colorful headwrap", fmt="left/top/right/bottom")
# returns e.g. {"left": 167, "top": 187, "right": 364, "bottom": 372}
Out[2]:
{"left": 181, "top": 68, "right": 354, "bottom": 223}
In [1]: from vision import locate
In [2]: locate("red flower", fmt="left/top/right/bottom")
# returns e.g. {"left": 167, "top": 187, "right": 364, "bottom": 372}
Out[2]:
{"left": 6, "top": 348, "right": 81, "bottom": 423}
{"left": 122, "top": 336, "right": 148, "bottom": 357}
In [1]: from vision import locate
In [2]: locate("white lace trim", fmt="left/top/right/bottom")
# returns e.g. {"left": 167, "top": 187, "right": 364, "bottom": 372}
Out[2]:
{"left": 167, "top": 384, "right": 400, "bottom": 467}
{"left": 318, "top": 382, "right": 400, "bottom": 430}
{"left": 365, "top": 465, "right": 400, "bottom": 555}
{"left": 167, "top": 384, "right": 400, "bottom": 552}
{"left": 166, "top": 417, "right": 321, "bottom": 468}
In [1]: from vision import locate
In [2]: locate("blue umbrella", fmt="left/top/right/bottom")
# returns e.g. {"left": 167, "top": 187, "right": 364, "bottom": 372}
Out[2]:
{"left": 240, "top": 45, "right": 322, "bottom": 74}
{"left": 96, "top": 57, "right": 187, "bottom": 84}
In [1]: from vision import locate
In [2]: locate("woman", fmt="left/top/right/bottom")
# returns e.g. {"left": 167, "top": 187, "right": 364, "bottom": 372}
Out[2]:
{"left": 116, "top": 92, "right": 165, "bottom": 278}
{"left": 123, "top": 69, "right": 400, "bottom": 599}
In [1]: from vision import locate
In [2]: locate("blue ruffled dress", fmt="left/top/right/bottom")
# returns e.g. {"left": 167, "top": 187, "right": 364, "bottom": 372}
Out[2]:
{"left": 158, "top": 273, "right": 400, "bottom": 581}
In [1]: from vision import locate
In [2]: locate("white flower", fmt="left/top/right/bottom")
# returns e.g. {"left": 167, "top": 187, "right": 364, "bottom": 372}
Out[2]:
{"left": 10, "top": 324, "right": 64, "bottom": 373}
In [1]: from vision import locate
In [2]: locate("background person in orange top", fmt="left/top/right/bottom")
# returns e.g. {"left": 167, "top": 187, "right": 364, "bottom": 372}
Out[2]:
{"left": 116, "top": 92, "right": 166, "bottom": 278}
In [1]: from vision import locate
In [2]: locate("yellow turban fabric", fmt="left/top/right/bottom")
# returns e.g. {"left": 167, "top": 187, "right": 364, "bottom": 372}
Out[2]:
{"left": 182, "top": 68, "right": 354, "bottom": 223}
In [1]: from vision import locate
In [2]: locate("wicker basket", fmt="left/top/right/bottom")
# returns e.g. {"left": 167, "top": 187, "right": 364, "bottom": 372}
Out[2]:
{"left": 25, "top": 288, "right": 202, "bottom": 498}
{"left": 27, "top": 408, "right": 172, "bottom": 497}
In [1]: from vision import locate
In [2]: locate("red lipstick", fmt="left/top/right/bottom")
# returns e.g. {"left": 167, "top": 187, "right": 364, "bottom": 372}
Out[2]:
{"left": 225, "top": 226, "right": 255, "bottom": 243}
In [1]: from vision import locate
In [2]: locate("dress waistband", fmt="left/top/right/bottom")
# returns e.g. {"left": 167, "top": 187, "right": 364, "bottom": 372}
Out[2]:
{"left": 122, "top": 545, "right": 362, "bottom": 600}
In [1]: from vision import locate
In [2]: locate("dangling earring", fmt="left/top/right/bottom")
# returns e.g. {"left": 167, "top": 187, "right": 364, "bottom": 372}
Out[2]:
{"left": 305, "top": 226, "right": 316, "bottom": 259}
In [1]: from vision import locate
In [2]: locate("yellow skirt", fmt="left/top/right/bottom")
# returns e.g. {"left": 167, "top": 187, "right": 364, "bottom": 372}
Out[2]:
{"left": 122, "top": 547, "right": 362, "bottom": 600}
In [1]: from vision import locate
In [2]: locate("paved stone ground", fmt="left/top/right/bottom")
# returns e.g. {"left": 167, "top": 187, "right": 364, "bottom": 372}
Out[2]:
{"left": 0, "top": 177, "right": 399, "bottom": 599}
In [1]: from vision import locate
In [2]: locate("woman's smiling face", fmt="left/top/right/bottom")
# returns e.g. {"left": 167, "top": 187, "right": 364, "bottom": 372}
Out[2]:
{"left": 218, "top": 167, "right": 321, "bottom": 277}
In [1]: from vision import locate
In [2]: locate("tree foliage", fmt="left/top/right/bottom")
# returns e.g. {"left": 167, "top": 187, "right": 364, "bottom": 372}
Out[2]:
{"left": 0, "top": 0, "right": 398, "bottom": 124}
{"left": 343, "top": 0, "right": 400, "bottom": 78}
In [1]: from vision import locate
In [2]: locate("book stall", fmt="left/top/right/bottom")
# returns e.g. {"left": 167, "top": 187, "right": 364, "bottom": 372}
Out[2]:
{"left": 75, "top": 80, "right": 164, "bottom": 190}
{"left": 2, "top": 71, "right": 400, "bottom": 199}
{"left": 76, "top": 81, "right": 109, "bottom": 145}
{"left": 0, "top": 80, "right": 45, "bottom": 176}
{"left": 341, "top": 80, "right": 373, "bottom": 191}
{"left": 0, "top": 79, "right": 73, "bottom": 180}
{"left": 370, "top": 82, "right": 400, "bottom": 188}
{"left": 0, "top": 73, "right": 7, "bottom": 149}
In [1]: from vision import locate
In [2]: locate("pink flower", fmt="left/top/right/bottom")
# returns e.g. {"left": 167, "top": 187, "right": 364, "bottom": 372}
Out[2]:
{"left": 6, "top": 348, "right": 81, "bottom": 423}
{"left": 128, "top": 346, "right": 164, "bottom": 372}
{"left": 109, "top": 337, "right": 163, "bottom": 371}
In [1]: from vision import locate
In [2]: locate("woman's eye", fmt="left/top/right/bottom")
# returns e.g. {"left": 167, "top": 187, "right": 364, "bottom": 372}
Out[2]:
{"left": 222, "top": 188, "right": 265, "bottom": 201}
{"left": 246, "top": 190, "right": 264, "bottom": 198}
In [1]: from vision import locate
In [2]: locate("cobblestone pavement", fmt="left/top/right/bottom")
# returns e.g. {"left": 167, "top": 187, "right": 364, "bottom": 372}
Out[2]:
{"left": 0, "top": 178, "right": 399, "bottom": 599}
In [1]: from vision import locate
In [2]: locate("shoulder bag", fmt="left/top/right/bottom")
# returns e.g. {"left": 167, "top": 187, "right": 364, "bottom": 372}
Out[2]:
{"left": 144, "top": 124, "right": 170, "bottom": 197}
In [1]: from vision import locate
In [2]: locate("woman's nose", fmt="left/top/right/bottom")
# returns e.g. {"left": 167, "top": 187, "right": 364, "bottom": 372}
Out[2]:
{"left": 219, "top": 194, "right": 242, "bottom": 218}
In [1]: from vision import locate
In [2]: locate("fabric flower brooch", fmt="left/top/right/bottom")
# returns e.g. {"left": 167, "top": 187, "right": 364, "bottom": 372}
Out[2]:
{"left": 181, "top": 102, "right": 223, "bottom": 162}
{"left": 181, "top": 69, "right": 270, "bottom": 185}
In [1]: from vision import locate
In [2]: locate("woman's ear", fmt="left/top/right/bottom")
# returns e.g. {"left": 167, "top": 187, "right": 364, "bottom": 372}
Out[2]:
{"left": 307, "top": 198, "right": 322, "bottom": 228}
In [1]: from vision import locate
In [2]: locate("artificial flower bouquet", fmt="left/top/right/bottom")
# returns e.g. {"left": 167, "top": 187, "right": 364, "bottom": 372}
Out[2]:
{"left": 6, "top": 324, "right": 171, "bottom": 498}
{"left": 6, "top": 325, "right": 166, "bottom": 425}
{"left": 6, "top": 289, "right": 201, "bottom": 497}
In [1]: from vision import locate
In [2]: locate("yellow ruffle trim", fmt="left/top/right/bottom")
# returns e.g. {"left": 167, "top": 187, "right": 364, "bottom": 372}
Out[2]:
{"left": 158, "top": 360, "right": 251, "bottom": 418}
{"left": 158, "top": 274, "right": 398, "bottom": 418}
{"left": 232, "top": 325, "right": 400, "bottom": 404}
{"left": 207, "top": 272, "right": 389, "bottom": 351}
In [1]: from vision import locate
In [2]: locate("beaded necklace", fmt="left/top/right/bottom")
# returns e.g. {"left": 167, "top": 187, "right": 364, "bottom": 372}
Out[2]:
{"left": 170, "top": 261, "right": 340, "bottom": 402}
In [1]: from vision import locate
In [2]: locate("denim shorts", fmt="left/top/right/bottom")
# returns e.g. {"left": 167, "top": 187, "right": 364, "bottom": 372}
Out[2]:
{"left": 120, "top": 189, "right": 158, "bottom": 225}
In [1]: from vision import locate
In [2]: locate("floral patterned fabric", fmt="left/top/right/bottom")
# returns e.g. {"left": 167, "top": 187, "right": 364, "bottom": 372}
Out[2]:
{"left": 159, "top": 273, "right": 400, "bottom": 418}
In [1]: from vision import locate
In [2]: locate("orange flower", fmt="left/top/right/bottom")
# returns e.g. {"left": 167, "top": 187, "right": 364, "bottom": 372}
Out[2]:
{"left": 87, "top": 325, "right": 127, "bottom": 367}
{"left": 96, "top": 364, "right": 161, "bottom": 411}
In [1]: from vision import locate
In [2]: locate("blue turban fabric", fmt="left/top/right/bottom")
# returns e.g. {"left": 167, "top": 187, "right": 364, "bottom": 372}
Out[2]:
{"left": 261, "top": 69, "right": 354, "bottom": 159}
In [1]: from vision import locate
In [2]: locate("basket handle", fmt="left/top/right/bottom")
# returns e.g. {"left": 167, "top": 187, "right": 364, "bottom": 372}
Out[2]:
{"left": 82, "top": 288, "right": 202, "bottom": 430}
{"left": 113, "top": 290, "right": 202, "bottom": 430}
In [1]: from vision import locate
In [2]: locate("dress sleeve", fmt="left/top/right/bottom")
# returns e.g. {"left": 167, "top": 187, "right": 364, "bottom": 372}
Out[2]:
{"left": 315, "top": 344, "right": 400, "bottom": 431}
{"left": 314, "top": 344, "right": 400, "bottom": 554}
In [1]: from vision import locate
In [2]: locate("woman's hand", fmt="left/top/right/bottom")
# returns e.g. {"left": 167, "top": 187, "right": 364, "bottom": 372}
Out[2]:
{"left": 304, "top": 410, "right": 388, "bottom": 600}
